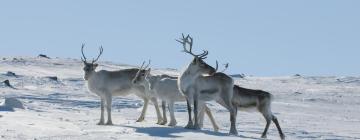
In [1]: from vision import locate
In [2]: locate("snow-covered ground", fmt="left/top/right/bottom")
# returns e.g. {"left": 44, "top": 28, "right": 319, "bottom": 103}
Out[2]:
{"left": 1, "top": 57, "right": 359, "bottom": 140}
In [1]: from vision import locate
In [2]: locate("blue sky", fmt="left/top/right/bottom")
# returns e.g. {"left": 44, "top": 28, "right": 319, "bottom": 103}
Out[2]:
{"left": 0, "top": 0, "right": 359, "bottom": 76}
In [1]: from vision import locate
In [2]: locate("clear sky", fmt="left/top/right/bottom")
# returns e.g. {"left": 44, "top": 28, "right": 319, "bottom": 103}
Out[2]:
{"left": 0, "top": 0, "right": 359, "bottom": 76}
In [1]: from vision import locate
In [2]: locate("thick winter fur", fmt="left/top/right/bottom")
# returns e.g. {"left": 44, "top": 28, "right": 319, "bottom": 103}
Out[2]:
{"left": 83, "top": 65, "right": 164, "bottom": 125}
{"left": 232, "top": 85, "right": 285, "bottom": 140}
{"left": 81, "top": 45, "right": 163, "bottom": 125}
{"left": 132, "top": 68, "right": 219, "bottom": 131}
{"left": 178, "top": 58, "right": 237, "bottom": 135}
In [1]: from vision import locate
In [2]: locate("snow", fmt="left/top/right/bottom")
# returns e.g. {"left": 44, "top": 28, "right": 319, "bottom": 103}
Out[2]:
{"left": 1, "top": 57, "right": 360, "bottom": 140}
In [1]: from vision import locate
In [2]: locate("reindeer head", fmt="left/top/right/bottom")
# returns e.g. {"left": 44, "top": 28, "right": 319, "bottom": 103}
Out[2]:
{"left": 132, "top": 60, "right": 151, "bottom": 87}
{"left": 176, "top": 34, "right": 216, "bottom": 75}
{"left": 80, "top": 44, "right": 103, "bottom": 80}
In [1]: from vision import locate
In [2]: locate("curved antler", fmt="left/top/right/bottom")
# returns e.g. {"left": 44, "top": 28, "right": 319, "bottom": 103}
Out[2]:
{"left": 143, "top": 60, "right": 151, "bottom": 70}
{"left": 92, "top": 46, "right": 103, "bottom": 63}
{"left": 215, "top": 60, "right": 219, "bottom": 72}
{"left": 221, "top": 63, "right": 229, "bottom": 72}
{"left": 176, "top": 33, "right": 209, "bottom": 59}
{"left": 198, "top": 50, "right": 209, "bottom": 59}
{"left": 134, "top": 60, "right": 151, "bottom": 82}
{"left": 215, "top": 61, "right": 229, "bottom": 73}
{"left": 81, "top": 44, "right": 87, "bottom": 63}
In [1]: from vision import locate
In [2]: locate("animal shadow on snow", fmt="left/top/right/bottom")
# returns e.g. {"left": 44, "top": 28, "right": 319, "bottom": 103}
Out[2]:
{"left": 119, "top": 125, "right": 261, "bottom": 139}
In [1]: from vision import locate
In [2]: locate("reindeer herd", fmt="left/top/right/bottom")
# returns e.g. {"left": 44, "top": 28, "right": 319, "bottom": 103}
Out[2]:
{"left": 81, "top": 34, "right": 285, "bottom": 140}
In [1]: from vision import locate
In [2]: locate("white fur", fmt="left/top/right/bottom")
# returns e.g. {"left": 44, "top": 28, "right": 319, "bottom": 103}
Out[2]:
{"left": 133, "top": 69, "right": 219, "bottom": 131}
{"left": 84, "top": 68, "right": 164, "bottom": 125}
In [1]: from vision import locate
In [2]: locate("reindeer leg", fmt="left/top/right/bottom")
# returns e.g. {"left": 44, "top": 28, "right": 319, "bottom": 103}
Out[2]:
{"left": 229, "top": 105, "right": 238, "bottom": 135}
{"left": 222, "top": 92, "right": 238, "bottom": 135}
{"left": 136, "top": 98, "right": 148, "bottom": 122}
{"left": 160, "top": 101, "right": 168, "bottom": 125}
{"left": 261, "top": 116, "right": 271, "bottom": 139}
{"left": 197, "top": 103, "right": 206, "bottom": 129}
{"left": 272, "top": 115, "right": 285, "bottom": 140}
{"left": 193, "top": 94, "right": 201, "bottom": 130}
{"left": 168, "top": 101, "right": 177, "bottom": 126}
{"left": 151, "top": 97, "right": 163, "bottom": 124}
{"left": 185, "top": 98, "right": 194, "bottom": 129}
{"left": 204, "top": 106, "right": 219, "bottom": 132}
{"left": 105, "top": 95, "right": 113, "bottom": 125}
{"left": 97, "top": 98, "right": 105, "bottom": 125}
{"left": 227, "top": 89, "right": 238, "bottom": 135}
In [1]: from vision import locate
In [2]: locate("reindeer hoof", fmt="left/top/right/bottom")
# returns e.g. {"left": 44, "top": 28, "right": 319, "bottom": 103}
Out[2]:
{"left": 261, "top": 135, "right": 267, "bottom": 139}
{"left": 97, "top": 121, "right": 105, "bottom": 125}
{"left": 185, "top": 122, "right": 194, "bottom": 129}
{"left": 229, "top": 129, "right": 238, "bottom": 136}
{"left": 106, "top": 121, "right": 113, "bottom": 125}
{"left": 168, "top": 122, "right": 177, "bottom": 127}
{"left": 136, "top": 116, "right": 145, "bottom": 122}
{"left": 280, "top": 135, "right": 285, "bottom": 140}
{"left": 194, "top": 125, "right": 201, "bottom": 130}
{"left": 136, "top": 118, "right": 144, "bottom": 122}
{"left": 156, "top": 119, "right": 163, "bottom": 124}
{"left": 159, "top": 121, "right": 167, "bottom": 125}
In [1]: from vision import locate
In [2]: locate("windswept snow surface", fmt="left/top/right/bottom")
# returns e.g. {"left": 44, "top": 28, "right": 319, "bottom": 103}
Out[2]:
{"left": 0, "top": 57, "right": 359, "bottom": 140}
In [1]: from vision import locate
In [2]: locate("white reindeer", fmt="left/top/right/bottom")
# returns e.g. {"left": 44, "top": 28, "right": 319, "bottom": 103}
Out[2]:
{"left": 132, "top": 62, "right": 219, "bottom": 131}
{"left": 176, "top": 34, "right": 238, "bottom": 135}
{"left": 80, "top": 44, "right": 163, "bottom": 125}
{"left": 231, "top": 85, "right": 285, "bottom": 139}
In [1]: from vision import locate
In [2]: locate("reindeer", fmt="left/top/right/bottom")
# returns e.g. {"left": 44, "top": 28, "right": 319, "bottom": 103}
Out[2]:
{"left": 231, "top": 85, "right": 285, "bottom": 139}
{"left": 132, "top": 61, "right": 219, "bottom": 131}
{"left": 212, "top": 61, "right": 285, "bottom": 139}
{"left": 80, "top": 44, "right": 163, "bottom": 125}
{"left": 176, "top": 34, "right": 238, "bottom": 135}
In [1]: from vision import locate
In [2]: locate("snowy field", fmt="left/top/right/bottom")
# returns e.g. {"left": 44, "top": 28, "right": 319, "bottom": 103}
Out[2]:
{"left": 1, "top": 57, "right": 360, "bottom": 140}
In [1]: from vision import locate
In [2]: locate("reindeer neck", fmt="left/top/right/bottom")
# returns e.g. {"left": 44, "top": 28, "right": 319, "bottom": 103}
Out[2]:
{"left": 179, "top": 69, "right": 202, "bottom": 84}
{"left": 86, "top": 70, "right": 100, "bottom": 81}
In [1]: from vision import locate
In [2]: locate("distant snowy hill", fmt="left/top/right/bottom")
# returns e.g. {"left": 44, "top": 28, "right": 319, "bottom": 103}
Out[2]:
{"left": 0, "top": 57, "right": 359, "bottom": 140}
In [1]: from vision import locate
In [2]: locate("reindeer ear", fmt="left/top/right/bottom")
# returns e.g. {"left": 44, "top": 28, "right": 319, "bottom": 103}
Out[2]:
{"left": 93, "top": 63, "right": 98, "bottom": 68}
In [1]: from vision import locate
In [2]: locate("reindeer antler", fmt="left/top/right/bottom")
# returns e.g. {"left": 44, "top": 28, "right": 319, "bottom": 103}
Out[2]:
{"left": 176, "top": 33, "right": 209, "bottom": 59}
{"left": 221, "top": 63, "right": 229, "bottom": 72}
{"left": 92, "top": 46, "right": 103, "bottom": 63}
{"left": 134, "top": 60, "right": 151, "bottom": 81}
{"left": 215, "top": 60, "right": 229, "bottom": 73}
{"left": 215, "top": 60, "right": 219, "bottom": 72}
{"left": 143, "top": 60, "right": 151, "bottom": 70}
{"left": 81, "top": 44, "right": 87, "bottom": 63}
{"left": 81, "top": 44, "right": 104, "bottom": 64}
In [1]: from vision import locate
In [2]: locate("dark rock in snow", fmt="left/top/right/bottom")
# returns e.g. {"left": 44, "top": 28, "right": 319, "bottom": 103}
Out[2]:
{"left": 5, "top": 71, "right": 17, "bottom": 77}
{"left": 3, "top": 80, "right": 16, "bottom": 89}
{"left": 46, "top": 76, "right": 58, "bottom": 81}
{"left": 38, "top": 54, "right": 51, "bottom": 59}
